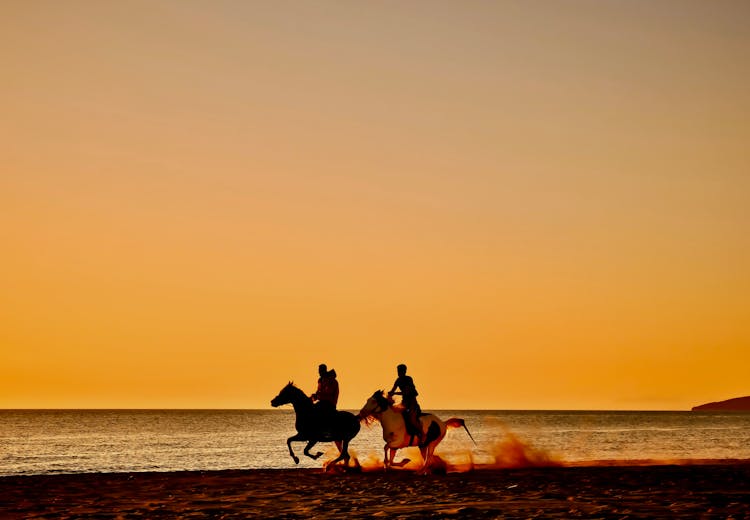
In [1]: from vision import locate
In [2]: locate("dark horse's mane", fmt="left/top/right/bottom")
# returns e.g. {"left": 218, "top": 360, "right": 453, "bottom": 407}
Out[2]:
{"left": 284, "top": 382, "right": 310, "bottom": 400}
{"left": 279, "top": 383, "right": 316, "bottom": 413}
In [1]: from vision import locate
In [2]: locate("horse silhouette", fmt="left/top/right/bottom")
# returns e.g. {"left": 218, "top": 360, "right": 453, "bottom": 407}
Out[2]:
{"left": 357, "top": 390, "right": 475, "bottom": 473}
{"left": 271, "top": 382, "right": 360, "bottom": 469}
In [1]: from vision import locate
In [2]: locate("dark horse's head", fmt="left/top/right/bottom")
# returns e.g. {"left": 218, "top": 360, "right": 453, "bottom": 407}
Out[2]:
{"left": 271, "top": 382, "right": 302, "bottom": 408}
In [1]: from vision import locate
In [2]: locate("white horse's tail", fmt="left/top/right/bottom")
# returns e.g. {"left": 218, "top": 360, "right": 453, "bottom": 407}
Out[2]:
{"left": 445, "top": 418, "right": 477, "bottom": 446}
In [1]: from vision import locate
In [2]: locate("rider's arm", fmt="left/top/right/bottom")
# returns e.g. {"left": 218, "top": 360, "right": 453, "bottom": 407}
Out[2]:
{"left": 389, "top": 380, "right": 401, "bottom": 395}
{"left": 311, "top": 379, "right": 324, "bottom": 401}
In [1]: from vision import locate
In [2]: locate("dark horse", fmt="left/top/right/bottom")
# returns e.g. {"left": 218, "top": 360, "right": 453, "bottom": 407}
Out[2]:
{"left": 271, "top": 382, "right": 360, "bottom": 468}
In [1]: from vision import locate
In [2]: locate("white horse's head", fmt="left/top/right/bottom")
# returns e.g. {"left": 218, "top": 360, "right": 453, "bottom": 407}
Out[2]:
{"left": 357, "top": 390, "right": 391, "bottom": 422}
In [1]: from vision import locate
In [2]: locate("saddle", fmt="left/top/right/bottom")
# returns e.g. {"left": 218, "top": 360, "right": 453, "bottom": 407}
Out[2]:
{"left": 312, "top": 402, "right": 338, "bottom": 437}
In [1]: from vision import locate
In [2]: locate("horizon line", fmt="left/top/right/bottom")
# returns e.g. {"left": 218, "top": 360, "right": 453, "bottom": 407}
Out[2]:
{"left": 0, "top": 407, "right": 702, "bottom": 412}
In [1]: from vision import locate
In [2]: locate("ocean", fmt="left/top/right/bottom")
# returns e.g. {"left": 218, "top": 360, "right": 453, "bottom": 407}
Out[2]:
{"left": 2, "top": 409, "right": 749, "bottom": 476}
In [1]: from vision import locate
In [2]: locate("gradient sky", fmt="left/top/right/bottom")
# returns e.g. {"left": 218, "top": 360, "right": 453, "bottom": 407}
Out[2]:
{"left": 2, "top": 1, "right": 749, "bottom": 410}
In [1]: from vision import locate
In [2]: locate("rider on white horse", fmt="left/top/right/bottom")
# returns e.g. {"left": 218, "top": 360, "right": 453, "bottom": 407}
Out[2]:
{"left": 388, "top": 364, "right": 423, "bottom": 445}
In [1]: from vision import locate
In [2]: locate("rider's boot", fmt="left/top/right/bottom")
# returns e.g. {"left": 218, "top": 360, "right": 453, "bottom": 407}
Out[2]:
{"left": 410, "top": 414, "right": 424, "bottom": 446}
{"left": 414, "top": 426, "right": 424, "bottom": 446}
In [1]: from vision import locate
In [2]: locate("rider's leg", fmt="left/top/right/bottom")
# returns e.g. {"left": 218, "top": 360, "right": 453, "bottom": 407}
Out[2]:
{"left": 314, "top": 401, "right": 334, "bottom": 434}
{"left": 410, "top": 408, "right": 424, "bottom": 444}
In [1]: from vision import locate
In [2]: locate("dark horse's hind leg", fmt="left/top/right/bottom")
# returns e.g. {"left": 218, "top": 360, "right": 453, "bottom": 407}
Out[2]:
{"left": 303, "top": 440, "right": 324, "bottom": 460}
{"left": 286, "top": 433, "right": 304, "bottom": 464}
{"left": 326, "top": 439, "right": 351, "bottom": 468}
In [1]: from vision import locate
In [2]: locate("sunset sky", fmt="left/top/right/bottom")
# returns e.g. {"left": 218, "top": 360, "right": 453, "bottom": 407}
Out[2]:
{"left": 2, "top": 1, "right": 749, "bottom": 410}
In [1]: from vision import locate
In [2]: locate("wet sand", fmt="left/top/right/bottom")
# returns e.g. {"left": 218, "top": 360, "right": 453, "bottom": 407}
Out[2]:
{"left": 2, "top": 463, "right": 750, "bottom": 519}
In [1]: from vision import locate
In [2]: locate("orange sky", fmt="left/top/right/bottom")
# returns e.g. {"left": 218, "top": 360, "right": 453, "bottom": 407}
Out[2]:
{"left": 2, "top": 1, "right": 749, "bottom": 410}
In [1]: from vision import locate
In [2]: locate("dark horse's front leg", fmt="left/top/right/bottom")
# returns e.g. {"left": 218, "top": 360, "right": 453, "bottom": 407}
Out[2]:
{"left": 303, "top": 440, "right": 324, "bottom": 460}
{"left": 286, "top": 433, "right": 305, "bottom": 464}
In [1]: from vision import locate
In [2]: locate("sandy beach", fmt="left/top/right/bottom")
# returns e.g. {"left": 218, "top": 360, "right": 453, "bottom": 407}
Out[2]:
{"left": 3, "top": 462, "right": 750, "bottom": 519}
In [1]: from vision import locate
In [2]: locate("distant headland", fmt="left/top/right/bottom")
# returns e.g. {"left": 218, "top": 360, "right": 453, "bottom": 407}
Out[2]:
{"left": 691, "top": 396, "right": 750, "bottom": 411}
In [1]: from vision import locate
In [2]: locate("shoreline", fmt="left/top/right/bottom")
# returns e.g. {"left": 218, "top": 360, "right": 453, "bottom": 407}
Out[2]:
{"left": 3, "top": 463, "right": 750, "bottom": 518}
{"left": 4, "top": 456, "right": 749, "bottom": 479}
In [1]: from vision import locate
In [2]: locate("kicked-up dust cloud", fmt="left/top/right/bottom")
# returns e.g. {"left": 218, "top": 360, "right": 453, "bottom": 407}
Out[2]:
{"left": 321, "top": 426, "right": 562, "bottom": 473}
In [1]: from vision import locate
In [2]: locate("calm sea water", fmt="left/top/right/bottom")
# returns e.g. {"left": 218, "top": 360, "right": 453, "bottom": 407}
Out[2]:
{"left": 2, "top": 410, "right": 749, "bottom": 476}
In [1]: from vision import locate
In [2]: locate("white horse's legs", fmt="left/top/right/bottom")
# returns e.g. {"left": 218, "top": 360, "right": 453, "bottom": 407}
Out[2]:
{"left": 383, "top": 446, "right": 405, "bottom": 470}
{"left": 389, "top": 447, "right": 400, "bottom": 467}
{"left": 419, "top": 444, "right": 436, "bottom": 474}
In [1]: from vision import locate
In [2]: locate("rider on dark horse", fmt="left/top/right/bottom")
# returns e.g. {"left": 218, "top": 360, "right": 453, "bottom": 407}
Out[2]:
{"left": 311, "top": 363, "right": 339, "bottom": 434}
{"left": 388, "top": 363, "right": 423, "bottom": 444}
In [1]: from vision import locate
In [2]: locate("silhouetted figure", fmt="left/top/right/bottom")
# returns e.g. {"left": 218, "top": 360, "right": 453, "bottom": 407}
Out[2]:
{"left": 311, "top": 363, "right": 339, "bottom": 432}
{"left": 388, "top": 364, "right": 423, "bottom": 444}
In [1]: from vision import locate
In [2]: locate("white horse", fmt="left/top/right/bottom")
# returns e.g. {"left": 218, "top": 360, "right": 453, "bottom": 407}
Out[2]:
{"left": 356, "top": 390, "right": 475, "bottom": 473}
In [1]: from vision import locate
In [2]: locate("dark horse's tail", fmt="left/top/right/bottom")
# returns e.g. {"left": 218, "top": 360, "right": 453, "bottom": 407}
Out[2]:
{"left": 445, "top": 418, "right": 477, "bottom": 446}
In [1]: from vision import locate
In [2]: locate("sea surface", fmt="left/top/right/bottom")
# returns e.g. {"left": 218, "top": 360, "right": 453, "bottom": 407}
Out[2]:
{"left": 2, "top": 409, "right": 749, "bottom": 476}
